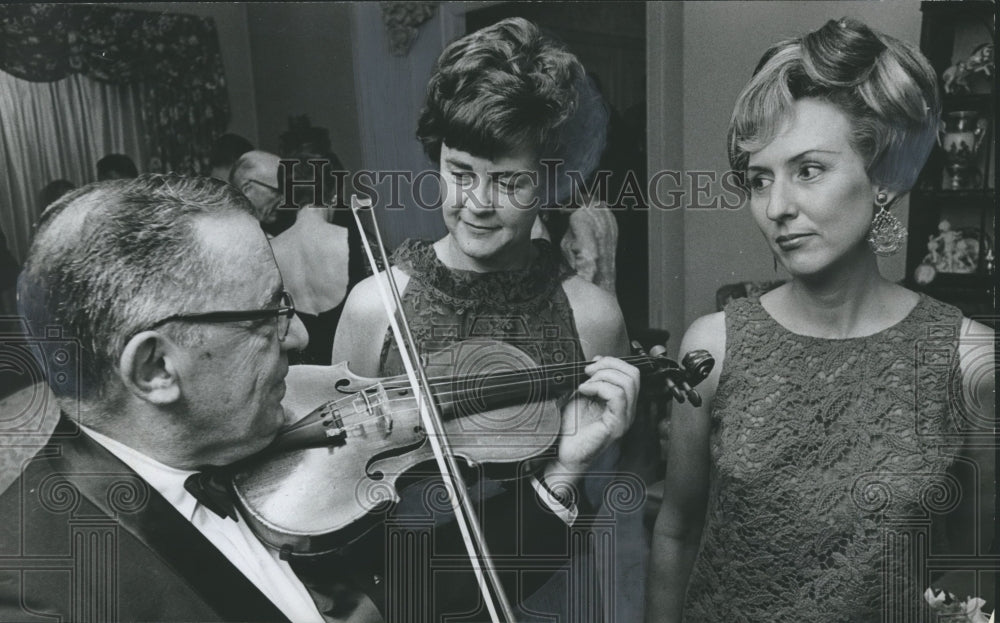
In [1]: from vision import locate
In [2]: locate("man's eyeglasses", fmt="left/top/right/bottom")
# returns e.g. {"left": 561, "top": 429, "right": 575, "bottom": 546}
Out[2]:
{"left": 146, "top": 291, "right": 296, "bottom": 341}
{"left": 246, "top": 178, "right": 281, "bottom": 194}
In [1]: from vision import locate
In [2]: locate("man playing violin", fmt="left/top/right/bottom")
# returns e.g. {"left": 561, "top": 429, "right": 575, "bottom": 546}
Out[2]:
{"left": 0, "top": 174, "right": 639, "bottom": 622}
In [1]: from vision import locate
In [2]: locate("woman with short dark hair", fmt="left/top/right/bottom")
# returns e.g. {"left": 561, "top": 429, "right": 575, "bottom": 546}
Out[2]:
{"left": 335, "top": 16, "right": 624, "bottom": 379}
{"left": 333, "top": 17, "right": 637, "bottom": 622}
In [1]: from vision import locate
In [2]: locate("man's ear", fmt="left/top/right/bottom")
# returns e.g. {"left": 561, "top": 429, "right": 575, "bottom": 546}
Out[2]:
{"left": 119, "top": 331, "right": 182, "bottom": 405}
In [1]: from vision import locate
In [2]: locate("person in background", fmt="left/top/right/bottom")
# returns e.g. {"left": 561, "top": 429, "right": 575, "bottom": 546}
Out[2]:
{"left": 277, "top": 117, "right": 348, "bottom": 224}
{"left": 96, "top": 153, "right": 138, "bottom": 181}
{"left": 230, "top": 150, "right": 290, "bottom": 237}
{"left": 267, "top": 119, "right": 372, "bottom": 365}
{"left": 555, "top": 186, "right": 619, "bottom": 294}
{"left": 37, "top": 179, "right": 76, "bottom": 213}
{"left": 270, "top": 148, "right": 369, "bottom": 365}
{"left": 209, "top": 133, "right": 254, "bottom": 182}
{"left": 647, "top": 18, "right": 995, "bottom": 623}
{"left": 227, "top": 124, "right": 367, "bottom": 364}
{"left": 532, "top": 72, "right": 619, "bottom": 297}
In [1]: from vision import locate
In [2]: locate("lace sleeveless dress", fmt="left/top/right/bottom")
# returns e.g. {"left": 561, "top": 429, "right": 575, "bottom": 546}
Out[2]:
{"left": 376, "top": 239, "right": 626, "bottom": 622}
{"left": 378, "top": 238, "right": 584, "bottom": 375}
{"left": 684, "top": 295, "right": 965, "bottom": 623}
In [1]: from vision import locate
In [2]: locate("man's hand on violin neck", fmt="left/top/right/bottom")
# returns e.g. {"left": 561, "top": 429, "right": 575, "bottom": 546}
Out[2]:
{"left": 554, "top": 355, "right": 640, "bottom": 476}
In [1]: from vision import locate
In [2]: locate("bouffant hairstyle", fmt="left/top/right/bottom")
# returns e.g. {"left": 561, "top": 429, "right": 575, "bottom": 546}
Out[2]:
{"left": 416, "top": 17, "right": 608, "bottom": 203}
{"left": 729, "top": 18, "right": 940, "bottom": 193}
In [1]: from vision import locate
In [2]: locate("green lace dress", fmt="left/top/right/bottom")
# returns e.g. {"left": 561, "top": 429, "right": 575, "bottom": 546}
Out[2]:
{"left": 684, "top": 294, "right": 966, "bottom": 623}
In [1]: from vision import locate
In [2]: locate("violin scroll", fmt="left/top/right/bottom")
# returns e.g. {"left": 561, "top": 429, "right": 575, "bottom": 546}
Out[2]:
{"left": 681, "top": 350, "right": 714, "bottom": 386}
{"left": 631, "top": 341, "right": 715, "bottom": 407}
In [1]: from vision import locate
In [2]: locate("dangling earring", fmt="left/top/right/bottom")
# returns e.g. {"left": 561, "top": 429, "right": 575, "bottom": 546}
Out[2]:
{"left": 867, "top": 190, "right": 905, "bottom": 256}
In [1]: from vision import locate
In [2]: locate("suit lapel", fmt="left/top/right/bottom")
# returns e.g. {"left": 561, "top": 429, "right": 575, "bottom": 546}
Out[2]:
{"left": 50, "top": 416, "right": 291, "bottom": 623}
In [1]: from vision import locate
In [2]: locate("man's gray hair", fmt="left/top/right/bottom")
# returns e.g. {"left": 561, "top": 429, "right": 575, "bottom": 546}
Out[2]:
{"left": 17, "top": 174, "right": 255, "bottom": 402}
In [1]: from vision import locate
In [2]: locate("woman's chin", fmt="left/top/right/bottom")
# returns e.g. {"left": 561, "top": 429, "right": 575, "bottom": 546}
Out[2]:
{"left": 452, "top": 238, "right": 506, "bottom": 267}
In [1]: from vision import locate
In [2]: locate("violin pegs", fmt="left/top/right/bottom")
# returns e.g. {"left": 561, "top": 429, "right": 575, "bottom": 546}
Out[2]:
{"left": 630, "top": 340, "right": 649, "bottom": 357}
{"left": 687, "top": 389, "right": 703, "bottom": 408}
{"left": 664, "top": 378, "right": 686, "bottom": 404}
{"left": 678, "top": 381, "right": 698, "bottom": 406}
{"left": 649, "top": 344, "right": 667, "bottom": 358}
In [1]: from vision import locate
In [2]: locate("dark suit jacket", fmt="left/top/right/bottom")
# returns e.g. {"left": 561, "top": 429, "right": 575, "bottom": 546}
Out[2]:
{"left": 0, "top": 416, "right": 292, "bottom": 622}
{"left": 0, "top": 417, "right": 590, "bottom": 622}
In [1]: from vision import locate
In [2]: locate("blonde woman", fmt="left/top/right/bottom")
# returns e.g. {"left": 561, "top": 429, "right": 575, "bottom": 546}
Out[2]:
{"left": 647, "top": 18, "right": 995, "bottom": 623}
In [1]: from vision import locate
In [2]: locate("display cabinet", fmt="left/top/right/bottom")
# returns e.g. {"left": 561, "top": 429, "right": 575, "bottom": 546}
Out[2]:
{"left": 906, "top": 1, "right": 996, "bottom": 321}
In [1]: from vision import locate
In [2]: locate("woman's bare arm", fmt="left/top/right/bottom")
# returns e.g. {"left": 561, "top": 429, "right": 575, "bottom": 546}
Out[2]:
{"left": 645, "top": 312, "right": 725, "bottom": 623}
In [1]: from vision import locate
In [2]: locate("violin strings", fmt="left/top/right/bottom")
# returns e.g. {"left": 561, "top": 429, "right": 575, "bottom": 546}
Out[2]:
{"left": 303, "top": 404, "right": 558, "bottom": 444}
{"left": 312, "top": 354, "right": 659, "bottom": 426}
{"left": 377, "top": 353, "right": 653, "bottom": 392}
{"left": 320, "top": 355, "right": 635, "bottom": 418}
{"left": 287, "top": 355, "right": 660, "bottom": 438}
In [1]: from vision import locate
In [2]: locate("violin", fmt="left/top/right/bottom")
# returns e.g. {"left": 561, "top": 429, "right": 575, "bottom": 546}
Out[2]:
{"left": 230, "top": 338, "right": 713, "bottom": 558}
{"left": 232, "top": 195, "right": 713, "bottom": 622}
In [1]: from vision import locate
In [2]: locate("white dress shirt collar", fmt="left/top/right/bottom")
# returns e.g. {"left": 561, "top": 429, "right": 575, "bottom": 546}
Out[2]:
{"left": 76, "top": 424, "right": 328, "bottom": 623}
{"left": 78, "top": 423, "right": 200, "bottom": 521}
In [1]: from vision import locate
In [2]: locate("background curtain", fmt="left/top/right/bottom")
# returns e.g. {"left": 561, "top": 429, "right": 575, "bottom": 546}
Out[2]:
{"left": 0, "top": 71, "right": 148, "bottom": 264}
{"left": 0, "top": 2, "right": 230, "bottom": 273}
{"left": 0, "top": 4, "right": 230, "bottom": 175}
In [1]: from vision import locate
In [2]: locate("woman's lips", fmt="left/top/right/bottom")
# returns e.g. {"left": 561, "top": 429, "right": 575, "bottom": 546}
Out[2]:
{"left": 463, "top": 221, "right": 499, "bottom": 233}
{"left": 775, "top": 233, "right": 813, "bottom": 250}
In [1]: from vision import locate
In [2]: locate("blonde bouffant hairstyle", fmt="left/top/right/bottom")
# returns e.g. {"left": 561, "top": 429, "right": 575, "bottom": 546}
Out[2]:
{"left": 729, "top": 18, "right": 940, "bottom": 193}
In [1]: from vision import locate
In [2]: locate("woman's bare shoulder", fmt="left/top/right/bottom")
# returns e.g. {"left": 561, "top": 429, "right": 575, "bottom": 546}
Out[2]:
{"left": 682, "top": 311, "right": 726, "bottom": 353}
{"left": 957, "top": 316, "right": 994, "bottom": 395}
{"left": 561, "top": 275, "right": 628, "bottom": 357}
{"left": 562, "top": 275, "right": 622, "bottom": 319}
{"left": 345, "top": 267, "right": 411, "bottom": 305}
{"left": 331, "top": 266, "right": 411, "bottom": 375}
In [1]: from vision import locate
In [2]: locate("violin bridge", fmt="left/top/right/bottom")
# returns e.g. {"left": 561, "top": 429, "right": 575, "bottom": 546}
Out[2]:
{"left": 352, "top": 385, "right": 393, "bottom": 437}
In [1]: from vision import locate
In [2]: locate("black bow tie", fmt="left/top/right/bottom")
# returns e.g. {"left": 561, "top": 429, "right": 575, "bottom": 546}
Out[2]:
{"left": 184, "top": 467, "right": 238, "bottom": 521}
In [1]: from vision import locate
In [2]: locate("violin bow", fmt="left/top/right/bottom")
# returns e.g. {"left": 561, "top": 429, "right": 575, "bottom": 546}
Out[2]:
{"left": 350, "top": 195, "right": 517, "bottom": 623}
